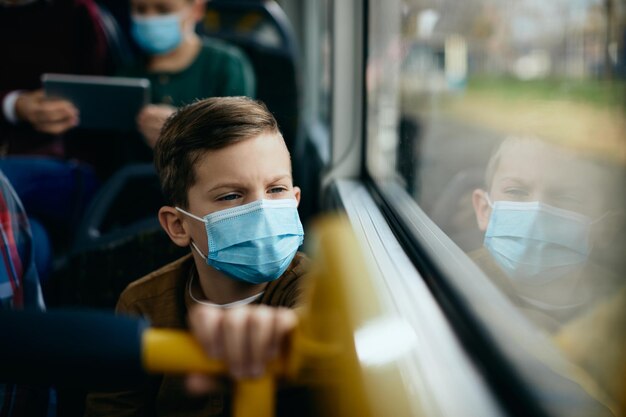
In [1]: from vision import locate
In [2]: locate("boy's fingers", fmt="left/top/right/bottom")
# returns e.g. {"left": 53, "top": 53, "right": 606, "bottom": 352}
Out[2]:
{"left": 30, "top": 89, "right": 45, "bottom": 100}
{"left": 270, "top": 308, "right": 297, "bottom": 359}
{"left": 36, "top": 122, "right": 69, "bottom": 135}
{"left": 188, "top": 306, "right": 224, "bottom": 358}
{"left": 34, "top": 105, "right": 76, "bottom": 125}
{"left": 185, "top": 373, "right": 228, "bottom": 396}
{"left": 222, "top": 307, "right": 250, "bottom": 379}
{"left": 34, "top": 116, "right": 79, "bottom": 135}
{"left": 247, "top": 306, "right": 274, "bottom": 377}
{"left": 16, "top": 91, "right": 76, "bottom": 125}
{"left": 188, "top": 306, "right": 298, "bottom": 382}
{"left": 137, "top": 105, "right": 159, "bottom": 126}
{"left": 40, "top": 98, "right": 77, "bottom": 114}
{"left": 31, "top": 99, "right": 79, "bottom": 135}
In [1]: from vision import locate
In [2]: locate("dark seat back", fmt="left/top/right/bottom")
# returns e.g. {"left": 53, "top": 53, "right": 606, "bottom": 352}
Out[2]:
{"left": 198, "top": 0, "right": 301, "bottom": 151}
{"left": 46, "top": 164, "right": 186, "bottom": 309}
{"left": 95, "top": 2, "right": 135, "bottom": 74}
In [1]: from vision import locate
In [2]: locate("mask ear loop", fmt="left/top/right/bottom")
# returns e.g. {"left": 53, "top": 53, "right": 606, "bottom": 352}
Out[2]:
{"left": 190, "top": 241, "right": 208, "bottom": 260}
{"left": 175, "top": 207, "right": 206, "bottom": 223}
{"left": 589, "top": 209, "right": 621, "bottom": 225}
{"left": 484, "top": 191, "right": 494, "bottom": 208}
{"left": 175, "top": 207, "right": 210, "bottom": 259}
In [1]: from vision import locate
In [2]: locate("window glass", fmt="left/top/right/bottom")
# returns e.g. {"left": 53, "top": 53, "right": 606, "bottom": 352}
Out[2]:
{"left": 366, "top": 0, "right": 626, "bottom": 409}
{"left": 317, "top": 0, "right": 333, "bottom": 126}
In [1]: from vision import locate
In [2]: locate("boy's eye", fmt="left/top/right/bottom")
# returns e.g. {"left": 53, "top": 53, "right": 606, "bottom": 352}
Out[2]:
{"left": 218, "top": 194, "right": 241, "bottom": 201}
{"left": 156, "top": 5, "right": 174, "bottom": 14}
{"left": 268, "top": 187, "right": 287, "bottom": 194}
{"left": 551, "top": 192, "right": 585, "bottom": 210}
{"left": 556, "top": 195, "right": 583, "bottom": 205}
{"left": 503, "top": 187, "right": 530, "bottom": 199}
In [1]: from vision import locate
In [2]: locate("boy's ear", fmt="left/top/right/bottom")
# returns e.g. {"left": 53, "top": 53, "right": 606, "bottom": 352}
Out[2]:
{"left": 472, "top": 189, "right": 491, "bottom": 232}
{"left": 293, "top": 186, "right": 301, "bottom": 207}
{"left": 192, "top": 0, "right": 205, "bottom": 22}
{"left": 158, "top": 206, "right": 192, "bottom": 248}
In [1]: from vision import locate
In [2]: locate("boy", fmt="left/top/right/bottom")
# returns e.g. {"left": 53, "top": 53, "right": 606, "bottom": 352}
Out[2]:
{"left": 85, "top": 97, "right": 308, "bottom": 417}
{"left": 470, "top": 135, "right": 623, "bottom": 332}
{"left": 123, "top": 0, "right": 255, "bottom": 148}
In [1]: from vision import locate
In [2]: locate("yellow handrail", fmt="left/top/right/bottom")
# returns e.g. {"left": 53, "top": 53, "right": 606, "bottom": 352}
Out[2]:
{"left": 140, "top": 215, "right": 377, "bottom": 417}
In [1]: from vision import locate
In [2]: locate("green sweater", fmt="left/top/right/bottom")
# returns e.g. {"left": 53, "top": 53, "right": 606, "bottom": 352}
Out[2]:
{"left": 118, "top": 37, "right": 256, "bottom": 106}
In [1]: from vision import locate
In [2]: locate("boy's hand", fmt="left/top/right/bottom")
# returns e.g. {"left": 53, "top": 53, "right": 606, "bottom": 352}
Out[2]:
{"left": 15, "top": 89, "right": 79, "bottom": 135}
{"left": 136, "top": 104, "right": 176, "bottom": 148}
{"left": 186, "top": 305, "right": 297, "bottom": 394}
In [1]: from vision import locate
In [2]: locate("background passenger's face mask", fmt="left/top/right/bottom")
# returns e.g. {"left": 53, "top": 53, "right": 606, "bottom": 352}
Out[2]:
{"left": 177, "top": 199, "right": 304, "bottom": 284}
{"left": 483, "top": 198, "right": 592, "bottom": 285}
{"left": 131, "top": 13, "right": 183, "bottom": 55}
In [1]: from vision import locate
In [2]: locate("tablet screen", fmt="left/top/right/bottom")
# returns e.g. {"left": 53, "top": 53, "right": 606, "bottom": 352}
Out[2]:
{"left": 42, "top": 74, "right": 151, "bottom": 132}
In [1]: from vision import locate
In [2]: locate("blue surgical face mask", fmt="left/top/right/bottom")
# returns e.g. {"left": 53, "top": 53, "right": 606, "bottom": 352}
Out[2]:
{"left": 176, "top": 199, "right": 304, "bottom": 284}
{"left": 131, "top": 13, "right": 183, "bottom": 55}
{"left": 483, "top": 196, "right": 592, "bottom": 285}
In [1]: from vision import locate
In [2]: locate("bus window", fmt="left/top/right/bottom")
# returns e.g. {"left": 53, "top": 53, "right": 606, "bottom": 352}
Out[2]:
{"left": 365, "top": 0, "right": 625, "bottom": 414}
{"left": 299, "top": 0, "right": 333, "bottom": 135}
{"left": 316, "top": 0, "right": 332, "bottom": 127}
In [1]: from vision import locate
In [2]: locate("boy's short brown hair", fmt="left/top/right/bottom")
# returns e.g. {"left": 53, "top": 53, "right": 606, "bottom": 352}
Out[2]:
{"left": 154, "top": 96, "right": 280, "bottom": 207}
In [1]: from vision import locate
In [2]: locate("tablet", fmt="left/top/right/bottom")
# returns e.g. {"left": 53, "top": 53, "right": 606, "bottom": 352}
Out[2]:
{"left": 42, "top": 73, "right": 151, "bottom": 132}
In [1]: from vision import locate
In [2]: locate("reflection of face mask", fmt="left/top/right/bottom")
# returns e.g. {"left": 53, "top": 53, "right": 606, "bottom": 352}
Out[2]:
{"left": 483, "top": 199, "right": 592, "bottom": 285}
{"left": 176, "top": 199, "right": 304, "bottom": 284}
{"left": 131, "top": 13, "right": 183, "bottom": 55}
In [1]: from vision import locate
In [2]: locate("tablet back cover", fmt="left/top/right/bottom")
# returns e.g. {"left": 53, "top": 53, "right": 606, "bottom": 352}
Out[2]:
{"left": 42, "top": 74, "right": 151, "bottom": 132}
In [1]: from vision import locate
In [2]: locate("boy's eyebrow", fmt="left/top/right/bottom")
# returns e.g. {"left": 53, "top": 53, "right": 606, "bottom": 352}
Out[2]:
{"left": 497, "top": 176, "right": 529, "bottom": 185}
{"left": 207, "top": 174, "right": 293, "bottom": 193}
{"left": 208, "top": 182, "right": 245, "bottom": 193}
{"left": 266, "top": 174, "right": 292, "bottom": 183}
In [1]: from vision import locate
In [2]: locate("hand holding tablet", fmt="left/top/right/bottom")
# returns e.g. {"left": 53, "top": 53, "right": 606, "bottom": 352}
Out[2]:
{"left": 42, "top": 73, "right": 151, "bottom": 132}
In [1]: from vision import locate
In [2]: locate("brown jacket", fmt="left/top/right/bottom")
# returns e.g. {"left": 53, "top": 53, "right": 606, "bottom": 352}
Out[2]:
{"left": 85, "top": 252, "right": 310, "bottom": 417}
{"left": 469, "top": 247, "right": 620, "bottom": 333}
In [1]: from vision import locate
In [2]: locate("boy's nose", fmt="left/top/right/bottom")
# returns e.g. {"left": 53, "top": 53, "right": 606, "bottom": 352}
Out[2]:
{"left": 244, "top": 190, "right": 266, "bottom": 204}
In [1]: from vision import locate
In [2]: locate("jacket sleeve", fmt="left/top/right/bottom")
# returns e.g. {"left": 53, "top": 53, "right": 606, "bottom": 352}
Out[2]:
{"left": 83, "top": 296, "right": 155, "bottom": 417}
{"left": 0, "top": 90, "right": 14, "bottom": 126}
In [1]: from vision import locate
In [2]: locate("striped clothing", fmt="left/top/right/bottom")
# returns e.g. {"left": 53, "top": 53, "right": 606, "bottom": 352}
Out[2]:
{"left": 0, "top": 170, "right": 47, "bottom": 417}
{"left": 0, "top": 171, "right": 44, "bottom": 310}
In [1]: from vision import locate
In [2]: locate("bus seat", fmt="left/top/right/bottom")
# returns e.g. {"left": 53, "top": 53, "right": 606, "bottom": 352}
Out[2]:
{"left": 45, "top": 164, "right": 186, "bottom": 309}
{"left": 72, "top": 163, "right": 161, "bottom": 250}
{"left": 95, "top": 2, "right": 135, "bottom": 74}
{"left": 429, "top": 167, "right": 485, "bottom": 252}
{"left": 198, "top": 0, "right": 301, "bottom": 152}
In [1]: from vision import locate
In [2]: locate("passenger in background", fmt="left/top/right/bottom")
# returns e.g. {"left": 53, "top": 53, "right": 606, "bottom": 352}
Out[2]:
{"left": 0, "top": 170, "right": 51, "bottom": 417}
{"left": 0, "top": 0, "right": 107, "bottom": 261}
{"left": 470, "top": 136, "right": 624, "bottom": 333}
{"left": 121, "top": 0, "right": 256, "bottom": 149}
{"left": 85, "top": 97, "right": 307, "bottom": 417}
{"left": 0, "top": 0, "right": 108, "bottom": 157}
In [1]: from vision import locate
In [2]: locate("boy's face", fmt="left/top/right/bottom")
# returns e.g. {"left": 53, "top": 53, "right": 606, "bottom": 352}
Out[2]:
{"left": 473, "top": 141, "right": 607, "bottom": 232}
{"left": 183, "top": 133, "right": 301, "bottom": 253}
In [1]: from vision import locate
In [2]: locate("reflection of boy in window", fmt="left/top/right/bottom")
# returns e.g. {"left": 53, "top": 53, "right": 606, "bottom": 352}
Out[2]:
{"left": 470, "top": 136, "right": 623, "bottom": 333}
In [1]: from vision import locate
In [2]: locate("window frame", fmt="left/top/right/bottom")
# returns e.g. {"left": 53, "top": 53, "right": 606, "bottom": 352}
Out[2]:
{"left": 353, "top": 1, "right": 618, "bottom": 417}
